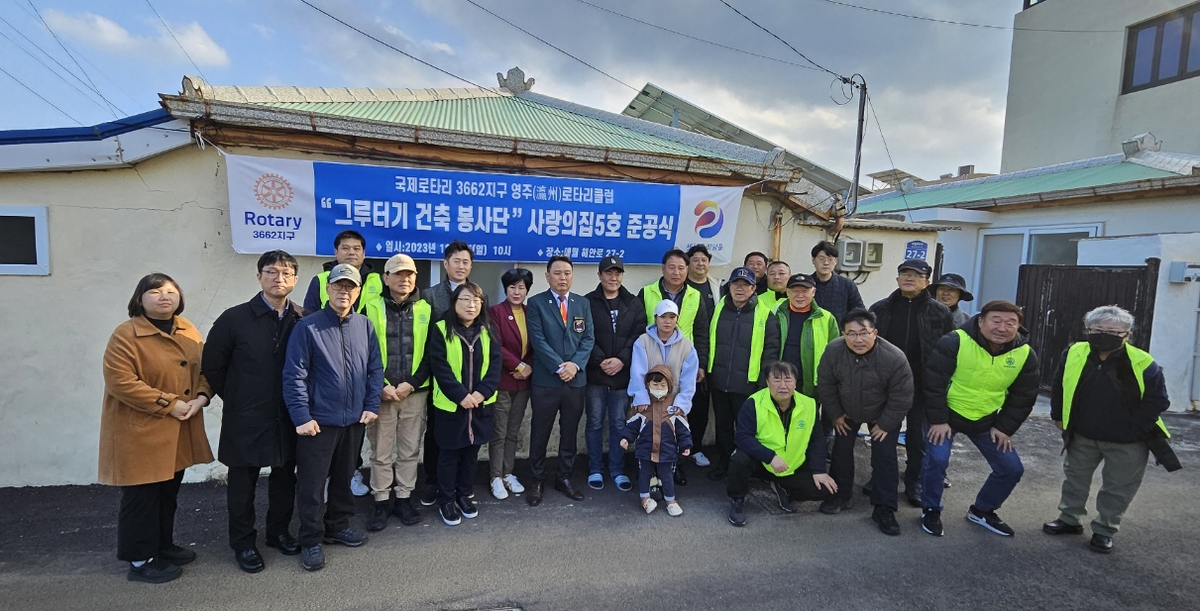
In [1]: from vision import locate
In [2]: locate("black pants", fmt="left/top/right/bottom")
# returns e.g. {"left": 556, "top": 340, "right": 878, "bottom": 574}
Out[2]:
{"left": 529, "top": 384, "right": 586, "bottom": 481}
{"left": 690, "top": 380, "right": 710, "bottom": 455}
{"left": 904, "top": 398, "right": 926, "bottom": 489}
{"left": 436, "top": 445, "right": 481, "bottom": 505}
{"left": 226, "top": 463, "right": 296, "bottom": 551}
{"left": 117, "top": 470, "right": 185, "bottom": 562}
{"left": 829, "top": 418, "right": 900, "bottom": 510}
{"left": 295, "top": 424, "right": 364, "bottom": 548}
{"left": 725, "top": 450, "right": 832, "bottom": 503}
{"left": 711, "top": 389, "right": 749, "bottom": 466}
{"left": 422, "top": 396, "right": 439, "bottom": 486}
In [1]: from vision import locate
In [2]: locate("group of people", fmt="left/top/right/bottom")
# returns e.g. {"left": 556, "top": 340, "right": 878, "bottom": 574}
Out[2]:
{"left": 99, "top": 232, "right": 1176, "bottom": 584}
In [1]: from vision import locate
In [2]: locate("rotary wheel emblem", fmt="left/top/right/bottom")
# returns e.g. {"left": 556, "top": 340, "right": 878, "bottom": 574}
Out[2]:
{"left": 253, "top": 173, "right": 293, "bottom": 210}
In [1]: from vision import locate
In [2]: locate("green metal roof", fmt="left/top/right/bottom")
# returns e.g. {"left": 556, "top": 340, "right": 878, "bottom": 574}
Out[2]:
{"left": 857, "top": 158, "right": 1177, "bottom": 213}
{"left": 261, "top": 97, "right": 720, "bottom": 158}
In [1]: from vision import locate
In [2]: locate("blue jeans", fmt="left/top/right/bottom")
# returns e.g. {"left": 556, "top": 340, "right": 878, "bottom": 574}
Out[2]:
{"left": 920, "top": 423, "right": 1024, "bottom": 512}
{"left": 586, "top": 385, "right": 629, "bottom": 477}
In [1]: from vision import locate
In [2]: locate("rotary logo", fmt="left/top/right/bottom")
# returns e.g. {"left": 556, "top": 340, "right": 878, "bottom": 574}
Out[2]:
{"left": 694, "top": 200, "right": 724, "bottom": 239}
{"left": 253, "top": 173, "right": 294, "bottom": 210}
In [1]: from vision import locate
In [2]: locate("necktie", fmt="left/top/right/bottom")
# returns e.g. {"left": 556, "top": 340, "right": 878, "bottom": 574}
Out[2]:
{"left": 559, "top": 295, "right": 568, "bottom": 324}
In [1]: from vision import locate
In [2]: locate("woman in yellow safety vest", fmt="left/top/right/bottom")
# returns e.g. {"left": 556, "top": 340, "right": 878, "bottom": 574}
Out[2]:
{"left": 426, "top": 282, "right": 501, "bottom": 526}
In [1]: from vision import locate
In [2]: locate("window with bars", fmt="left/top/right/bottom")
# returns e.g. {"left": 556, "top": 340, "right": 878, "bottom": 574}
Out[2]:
{"left": 1123, "top": 3, "right": 1200, "bottom": 93}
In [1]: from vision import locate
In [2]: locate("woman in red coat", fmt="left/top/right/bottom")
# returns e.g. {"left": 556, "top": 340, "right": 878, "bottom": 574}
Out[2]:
{"left": 487, "top": 268, "right": 535, "bottom": 499}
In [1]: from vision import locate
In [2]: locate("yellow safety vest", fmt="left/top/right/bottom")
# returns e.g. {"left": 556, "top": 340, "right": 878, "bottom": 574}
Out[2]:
{"left": 772, "top": 300, "right": 838, "bottom": 397}
{"left": 432, "top": 320, "right": 497, "bottom": 412}
{"left": 642, "top": 282, "right": 701, "bottom": 342}
{"left": 317, "top": 270, "right": 383, "bottom": 313}
{"left": 750, "top": 388, "right": 817, "bottom": 477}
{"left": 1061, "top": 342, "right": 1170, "bottom": 438}
{"left": 362, "top": 296, "right": 431, "bottom": 389}
{"left": 709, "top": 296, "right": 771, "bottom": 383}
{"left": 946, "top": 329, "right": 1031, "bottom": 421}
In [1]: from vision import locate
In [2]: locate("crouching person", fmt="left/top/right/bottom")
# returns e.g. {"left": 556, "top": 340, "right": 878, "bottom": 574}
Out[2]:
{"left": 726, "top": 361, "right": 837, "bottom": 527}
{"left": 620, "top": 365, "right": 694, "bottom": 516}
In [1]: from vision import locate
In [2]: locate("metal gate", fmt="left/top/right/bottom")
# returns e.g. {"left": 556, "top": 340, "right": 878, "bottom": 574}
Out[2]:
{"left": 1014, "top": 260, "right": 1159, "bottom": 391}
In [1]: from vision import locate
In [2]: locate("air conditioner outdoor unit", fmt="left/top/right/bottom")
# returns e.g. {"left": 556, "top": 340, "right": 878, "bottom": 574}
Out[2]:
{"left": 837, "top": 238, "right": 863, "bottom": 272}
{"left": 862, "top": 241, "right": 884, "bottom": 270}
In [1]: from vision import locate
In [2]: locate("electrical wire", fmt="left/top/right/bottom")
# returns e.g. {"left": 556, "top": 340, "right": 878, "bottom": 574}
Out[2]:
{"left": 717, "top": 0, "right": 848, "bottom": 82}
{"left": 0, "top": 64, "right": 83, "bottom": 125}
{"left": 864, "top": 93, "right": 913, "bottom": 217}
{"left": 0, "top": 26, "right": 121, "bottom": 117}
{"left": 145, "top": 0, "right": 207, "bottom": 81}
{"left": 24, "top": 0, "right": 121, "bottom": 118}
{"left": 809, "top": 0, "right": 1123, "bottom": 34}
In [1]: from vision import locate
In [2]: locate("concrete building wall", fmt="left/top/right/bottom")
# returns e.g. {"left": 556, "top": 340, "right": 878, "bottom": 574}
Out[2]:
{"left": 0, "top": 144, "right": 933, "bottom": 486}
{"left": 1002, "top": 0, "right": 1200, "bottom": 172}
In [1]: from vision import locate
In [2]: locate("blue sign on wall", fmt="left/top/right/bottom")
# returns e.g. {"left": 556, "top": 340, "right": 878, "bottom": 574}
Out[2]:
{"left": 904, "top": 240, "right": 929, "bottom": 260}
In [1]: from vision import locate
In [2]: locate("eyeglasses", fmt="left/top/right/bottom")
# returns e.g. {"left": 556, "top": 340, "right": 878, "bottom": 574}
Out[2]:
{"left": 898, "top": 271, "right": 926, "bottom": 280}
{"left": 260, "top": 269, "right": 296, "bottom": 280}
{"left": 456, "top": 297, "right": 482, "bottom": 304}
{"left": 1087, "top": 328, "right": 1128, "bottom": 337}
{"left": 844, "top": 331, "right": 875, "bottom": 339}
{"left": 328, "top": 284, "right": 360, "bottom": 294}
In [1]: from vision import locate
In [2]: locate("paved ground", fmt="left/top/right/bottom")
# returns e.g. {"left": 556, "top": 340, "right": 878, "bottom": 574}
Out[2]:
{"left": 2, "top": 413, "right": 1198, "bottom": 611}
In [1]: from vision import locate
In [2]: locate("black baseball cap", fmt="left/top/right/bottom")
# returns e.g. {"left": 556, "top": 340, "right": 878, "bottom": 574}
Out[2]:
{"left": 897, "top": 259, "right": 932, "bottom": 277}
{"left": 786, "top": 273, "right": 816, "bottom": 288}
{"left": 598, "top": 256, "right": 624, "bottom": 272}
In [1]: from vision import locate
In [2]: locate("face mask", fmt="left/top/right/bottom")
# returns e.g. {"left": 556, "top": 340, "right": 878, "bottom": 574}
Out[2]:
{"left": 649, "top": 388, "right": 669, "bottom": 400}
{"left": 1087, "top": 332, "right": 1125, "bottom": 353}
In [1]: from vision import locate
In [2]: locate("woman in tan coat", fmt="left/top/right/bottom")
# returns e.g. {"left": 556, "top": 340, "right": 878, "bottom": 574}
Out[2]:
{"left": 99, "top": 273, "right": 214, "bottom": 584}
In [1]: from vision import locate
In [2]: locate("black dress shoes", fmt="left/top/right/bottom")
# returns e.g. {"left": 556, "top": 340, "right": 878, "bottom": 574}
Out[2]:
{"left": 1089, "top": 534, "right": 1113, "bottom": 554}
{"left": 236, "top": 548, "right": 265, "bottom": 573}
{"left": 1043, "top": 519, "right": 1085, "bottom": 535}
{"left": 554, "top": 478, "right": 585, "bottom": 501}
{"left": 527, "top": 480, "right": 544, "bottom": 506}
{"left": 157, "top": 544, "right": 196, "bottom": 566}
{"left": 265, "top": 533, "right": 301, "bottom": 556}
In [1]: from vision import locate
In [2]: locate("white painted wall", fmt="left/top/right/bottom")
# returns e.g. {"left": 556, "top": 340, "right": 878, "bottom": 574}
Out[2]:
{"left": 1003, "top": 0, "right": 1200, "bottom": 172}
{"left": 0, "top": 145, "right": 934, "bottom": 486}
{"left": 1078, "top": 233, "right": 1200, "bottom": 412}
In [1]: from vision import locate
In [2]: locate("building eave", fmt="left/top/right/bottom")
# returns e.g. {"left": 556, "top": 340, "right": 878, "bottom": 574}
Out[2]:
{"left": 948, "top": 174, "right": 1200, "bottom": 211}
{"left": 0, "top": 109, "right": 193, "bottom": 173}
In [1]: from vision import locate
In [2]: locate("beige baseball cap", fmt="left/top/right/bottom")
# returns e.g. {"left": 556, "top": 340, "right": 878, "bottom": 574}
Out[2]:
{"left": 385, "top": 254, "right": 417, "bottom": 274}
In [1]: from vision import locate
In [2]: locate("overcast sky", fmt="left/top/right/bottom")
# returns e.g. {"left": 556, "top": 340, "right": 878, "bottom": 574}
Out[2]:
{"left": 0, "top": 0, "right": 1029, "bottom": 183}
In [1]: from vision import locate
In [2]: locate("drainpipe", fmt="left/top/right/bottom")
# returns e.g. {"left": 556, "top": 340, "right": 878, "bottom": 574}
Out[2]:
{"left": 772, "top": 207, "right": 784, "bottom": 261}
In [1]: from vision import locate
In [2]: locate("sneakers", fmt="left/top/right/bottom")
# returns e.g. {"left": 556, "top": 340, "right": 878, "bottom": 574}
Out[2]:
{"left": 503, "top": 474, "right": 525, "bottom": 494}
{"left": 967, "top": 505, "right": 1014, "bottom": 536}
{"left": 350, "top": 471, "right": 369, "bottom": 497}
{"left": 771, "top": 481, "right": 796, "bottom": 513}
{"left": 300, "top": 545, "right": 325, "bottom": 571}
{"left": 490, "top": 477, "right": 509, "bottom": 500}
{"left": 127, "top": 557, "right": 182, "bottom": 584}
{"left": 322, "top": 527, "right": 367, "bottom": 547}
{"left": 456, "top": 496, "right": 479, "bottom": 519}
{"left": 613, "top": 474, "right": 633, "bottom": 492}
{"left": 666, "top": 501, "right": 683, "bottom": 517}
{"left": 728, "top": 498, "right": 746, "bottom": 527}
{"left": 873, "top": 506, "right": 901, "bottom": 536}
{"left": 921, "top": 509, "right": 944, "bottom": 537}
{"left": 366, "top": 500, "right": 390, "bottom": 532}
{"left": 642, "top": 497, "right": 658, "bottom": 514}
{"left": 819, "top": 497, "right": 851, "bottom": 515}
{"left": 691, "top": 452, "right": 711, "bottom": 467}
{"left": 439, "top": 501, "right": 462, "bottom": 526}
{"left": 393, "top": 497, "right": 422, "bottom": 525}
{"left": 587, "top": 473, "right": 604, "bottom": 490}
{"left": 419, "top": 484, "right": 438, "bottom": 507}
{"left": 157, "top": 544, "right": 196, "bottom": 566}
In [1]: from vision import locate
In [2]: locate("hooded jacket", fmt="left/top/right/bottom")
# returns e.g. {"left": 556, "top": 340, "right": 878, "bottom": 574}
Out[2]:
{"left": 629, "top": 324, "right": 699, "bottom": 412}
{"left": 923, "top": 314, "right": 1040, "bottom": 436}
{"left": 619, "top": 365, "right": 694, "bottom": 463}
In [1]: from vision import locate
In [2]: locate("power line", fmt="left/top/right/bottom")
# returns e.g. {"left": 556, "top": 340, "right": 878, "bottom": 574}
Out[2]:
{"left": 145, "top": 0, "right": 207, "bottom": 80}
{"left": 567, "top": 0, "right": 823, "bottom": 74}
{"left": 810, "top": 0, "right": 1123, "bottom": 34}
{"left": 862, "top": 94, "right": 913, "bottom": 217}
{"left": 464, "top": 0, "right": 638, "bottom": 92}
{"left": 0, "top": 27, "right": 120, "bottom": 117}
{"left": 0, "top": 64, "right": 83, "bottom": 125}
{"left": 717, "top": 0, "right": 848, "bottom": 81}
{"left": 24, "top": 0, "right": 121, "bottom": 118}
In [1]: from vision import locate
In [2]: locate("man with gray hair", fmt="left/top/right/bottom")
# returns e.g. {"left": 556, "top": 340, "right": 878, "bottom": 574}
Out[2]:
{"left": 1045, "top": 305, "right": 1172, "bottom": 554}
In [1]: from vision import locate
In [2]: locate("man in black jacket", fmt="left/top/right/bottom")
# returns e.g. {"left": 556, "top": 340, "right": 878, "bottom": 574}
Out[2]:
{"left": 920, "top": 300, "right": 1040, "bottom": 538}
{"left": 870, "top": 259, "right": 955, "bottom": 506}
{"left": 812, "top": 241, "right": 864, "bottom": 323}
{"left": 584, "top": 256, "right": 643, "bottom": 492}
{"left": 707, "top": 266, "right": 779, "bottom": 480}
{"left": 203, "top": 250, "right": 305, "bottom": 573}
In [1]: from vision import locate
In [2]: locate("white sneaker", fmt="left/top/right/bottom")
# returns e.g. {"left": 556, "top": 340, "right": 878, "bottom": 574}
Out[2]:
{"left": 490, "top": 477, "right": 509, "bottom": 500}
{"left": 503, "top": 474, "right": 525, "bottom": 494}
{"left": 642, "top": 498, "right": 658, "bottom": 514}
{"left": 350, "top": 471, "right": 369, "bottom": 497}
{"left": 666, "top": 501, "right": 684, "bottom": 517}
{"left": 691, "top": 452, "right": 711, "bottom": 467}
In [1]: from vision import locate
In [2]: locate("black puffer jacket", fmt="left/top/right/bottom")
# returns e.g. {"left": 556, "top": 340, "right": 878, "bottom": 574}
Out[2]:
{"left": 923, "top": 315, "right": 1041, "bottom": 436}
{"left": 817, "top": 337, "right": 913, "bottom": 432}
{"left": 708, "top": 294, "right": 779, "bottom": 395}
{"left": 870, "top": 289, "right": 955, "bottom": 365}
{"left": 585, "top": 284, "right": 644, "bottom": 389}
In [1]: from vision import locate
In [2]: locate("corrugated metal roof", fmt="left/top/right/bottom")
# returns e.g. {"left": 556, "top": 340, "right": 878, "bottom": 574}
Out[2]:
{"left": 857, "top": 158, "right": 1178, "bottom": 213}
{"left": 258, "top": 96, "right": 725, "bottom": 159}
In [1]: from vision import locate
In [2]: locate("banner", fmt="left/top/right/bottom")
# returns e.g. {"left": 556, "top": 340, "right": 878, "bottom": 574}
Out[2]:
{"left": 225, "top": 154, "right": 743, "bottom": 265}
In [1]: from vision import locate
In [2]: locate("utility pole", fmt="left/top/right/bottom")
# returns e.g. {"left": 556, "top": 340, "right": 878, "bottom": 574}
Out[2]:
{"left": 848, "top": 75, "right": 867, "bottom": 218}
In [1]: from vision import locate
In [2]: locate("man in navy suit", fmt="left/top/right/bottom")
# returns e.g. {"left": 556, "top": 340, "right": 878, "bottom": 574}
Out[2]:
{"left": 525, "top": 255, "right": 596, "bottom": 505}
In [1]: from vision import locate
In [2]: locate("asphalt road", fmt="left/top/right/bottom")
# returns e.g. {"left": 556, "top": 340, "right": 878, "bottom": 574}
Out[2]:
{"left": 2, "top": 414, "right": 1198, "bottom": 611}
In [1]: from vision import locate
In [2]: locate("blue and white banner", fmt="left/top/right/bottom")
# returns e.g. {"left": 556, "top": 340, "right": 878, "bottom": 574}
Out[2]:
{"left": 225, "top": 154, "right": 743, "bottom": 265}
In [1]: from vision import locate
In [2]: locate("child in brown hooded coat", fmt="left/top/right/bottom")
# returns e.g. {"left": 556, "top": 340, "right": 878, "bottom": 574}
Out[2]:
{"left": 620, "top": 365, "right": 693, "bottom": 515}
